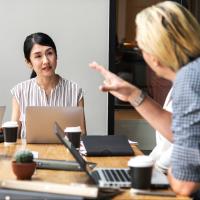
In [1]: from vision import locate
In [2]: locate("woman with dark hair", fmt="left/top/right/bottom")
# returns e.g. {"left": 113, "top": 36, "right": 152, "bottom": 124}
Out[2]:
{"left": 11, "top": 32, "right": 86, "bottom": 138}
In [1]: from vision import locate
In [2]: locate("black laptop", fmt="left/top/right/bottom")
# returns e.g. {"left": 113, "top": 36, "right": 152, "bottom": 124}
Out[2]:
{"left": 53, "top": 122, "right": 169, "bottom": 189}
{"left": 81, "top": 135, "right": 134, "bottom": 156}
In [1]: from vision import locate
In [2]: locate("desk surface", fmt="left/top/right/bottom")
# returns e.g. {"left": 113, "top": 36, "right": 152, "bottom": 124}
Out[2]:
{"left": 0, "top": 140, "right": 191, "bottom": 200}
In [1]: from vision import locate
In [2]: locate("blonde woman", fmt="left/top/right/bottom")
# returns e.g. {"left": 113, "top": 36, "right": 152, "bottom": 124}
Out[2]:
{"left": 90, "top": 1, "right": 200, "bottom": 197}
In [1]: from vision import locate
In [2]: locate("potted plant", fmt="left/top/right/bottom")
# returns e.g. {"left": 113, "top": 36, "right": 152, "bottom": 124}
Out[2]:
{"left": 12, "top": 150, "right": 36, "bottom": 180}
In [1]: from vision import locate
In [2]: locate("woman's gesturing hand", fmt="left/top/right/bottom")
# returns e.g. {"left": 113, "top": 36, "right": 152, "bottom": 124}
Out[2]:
{"left": 89, "top": 61, "right": 139, "bottom": 103}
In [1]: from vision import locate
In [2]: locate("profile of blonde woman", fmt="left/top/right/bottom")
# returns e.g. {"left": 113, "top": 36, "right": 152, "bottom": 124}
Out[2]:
{"left": 90, "top": 1, "right": 200, "bottom": 197}
{"left": 136, "top": 1, "right": 200, "bottom": 72}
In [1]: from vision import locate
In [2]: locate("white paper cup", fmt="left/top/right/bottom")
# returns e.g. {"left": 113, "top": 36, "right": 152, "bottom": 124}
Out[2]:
{"left": 64, "top": 126, "right": 81, "bottom": 149}
{"left": 2, "top": 121, "right": 18, "bottom": 146}
{"left": 128, "top": 155, "right": 154, "bottom": 189}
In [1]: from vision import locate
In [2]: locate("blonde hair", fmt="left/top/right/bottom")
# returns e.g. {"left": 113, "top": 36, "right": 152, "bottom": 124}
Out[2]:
{"left": 135, "top": 1, "right": 200, "bottom": 71}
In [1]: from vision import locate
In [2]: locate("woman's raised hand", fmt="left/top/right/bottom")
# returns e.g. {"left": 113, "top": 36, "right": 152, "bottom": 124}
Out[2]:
{"left": 89, "top": 61, "right": 139, "bottom": 103}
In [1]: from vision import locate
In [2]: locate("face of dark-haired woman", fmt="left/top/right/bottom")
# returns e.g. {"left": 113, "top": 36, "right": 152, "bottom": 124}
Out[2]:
{"left": 27, "top": 44, "right": 57, "bottom": 78}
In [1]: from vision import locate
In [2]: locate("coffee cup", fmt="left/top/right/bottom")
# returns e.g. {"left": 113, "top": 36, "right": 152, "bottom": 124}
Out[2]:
{"left": 128, "top": 155, "right": 154, "bottom": 190}
{"left": 64, "top": 126, "right": 81, "bottom": 149}
{"left": 2, "top": 121, "right": 18, "bottom": 146}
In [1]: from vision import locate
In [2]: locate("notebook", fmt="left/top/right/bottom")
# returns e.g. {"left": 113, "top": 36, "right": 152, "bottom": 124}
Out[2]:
{"left": 82, "top": 135, "right": 134, "bottom": 156}
{"left": 25, "top": 106, "right": 84, "bottom": 144}
{"left": 54, "top": 122, "right": 169, "bottom": 189}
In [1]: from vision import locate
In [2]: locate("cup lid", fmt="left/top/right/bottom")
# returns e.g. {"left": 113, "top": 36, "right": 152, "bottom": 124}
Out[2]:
{"left": 128, "top": 155, "right": 154, "bottom": 167}
{"left": 64, "top": 126, "right": 81, "bottom": 132}
{"left": 2, "top": 121, "right": 18, "bottom": 128}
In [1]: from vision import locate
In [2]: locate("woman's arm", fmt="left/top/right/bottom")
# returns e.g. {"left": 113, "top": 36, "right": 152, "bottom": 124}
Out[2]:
{"left": 135, "top": 95, "right": 172, "bottom": 141}
{"left": 11, "top": 97, "right": 22, "bottom": 138}
{"left": 168, "top": 168, "right": 200, "bottom": 196}
{"left": 78, "top": 98, "right": 87, "bottom": 135}
{"left": 89, "top": 61, "right": 173, "bottom": 141}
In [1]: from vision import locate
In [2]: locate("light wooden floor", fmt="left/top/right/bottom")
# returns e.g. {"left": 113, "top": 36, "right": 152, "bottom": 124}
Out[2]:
{"left": 114, "top": 109, "right": 143, "bottom": 120}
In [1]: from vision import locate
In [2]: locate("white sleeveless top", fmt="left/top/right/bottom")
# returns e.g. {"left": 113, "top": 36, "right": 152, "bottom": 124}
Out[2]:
{"left": 149, "top": 88, "right": 173, "bottom": 173}
{"left": 11, "top": 76, "right": 83, "bottom": 138}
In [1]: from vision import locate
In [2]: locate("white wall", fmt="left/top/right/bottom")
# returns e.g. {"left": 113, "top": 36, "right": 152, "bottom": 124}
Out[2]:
{"left": 0, "top": 0, "right": 109, "bottom": 134}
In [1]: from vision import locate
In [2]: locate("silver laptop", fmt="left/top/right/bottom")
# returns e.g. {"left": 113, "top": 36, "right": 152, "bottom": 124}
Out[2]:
{"left": 54, "top": 122, "right": 169, "bottom": 189}
{"left": 0, "top": 106, "right": 6, "bottom": 126}
{"left": 26, "top": 106, "right": 84, "bottom": 144}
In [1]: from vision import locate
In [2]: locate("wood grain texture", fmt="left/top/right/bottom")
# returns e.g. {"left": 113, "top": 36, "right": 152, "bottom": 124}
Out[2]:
{"left": 0, "top": 140, "right": 191, "bottom": 200}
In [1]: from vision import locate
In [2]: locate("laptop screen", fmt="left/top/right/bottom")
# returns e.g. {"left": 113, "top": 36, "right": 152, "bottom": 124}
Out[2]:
{"left": 26, "top": 106, "right": 84, "bottom": 144}
{"left": 0, "top": 106, "right": 6, "bottom": 126}
{"left": 54, "top": 122, "right": 97, "bottom": 184}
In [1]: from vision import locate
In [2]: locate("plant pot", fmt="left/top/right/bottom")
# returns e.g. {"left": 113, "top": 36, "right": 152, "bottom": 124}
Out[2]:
{"left": 12, "top": 161, "right": 36, "bottom": 180}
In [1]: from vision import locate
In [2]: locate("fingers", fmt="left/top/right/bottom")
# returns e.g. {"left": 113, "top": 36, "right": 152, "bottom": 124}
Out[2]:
{"left": 89, "top": 61, "right": 109, "bottom": 77}
{"left": 89, "top": 61, "right": 121, "bottom": 93}
{"left": 100, "top": 85, "right": 111, "bottom": 92}
{"left": 99, "top": 83, "right": 110, "bottom": 92}
{"left": 101, "top": 80, "right": 118, "bottom": 92}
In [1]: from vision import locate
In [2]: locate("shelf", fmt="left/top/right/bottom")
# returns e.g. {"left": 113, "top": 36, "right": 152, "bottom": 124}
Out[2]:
{"left": 115, "top": 109, "right": 143, "bottom": 120}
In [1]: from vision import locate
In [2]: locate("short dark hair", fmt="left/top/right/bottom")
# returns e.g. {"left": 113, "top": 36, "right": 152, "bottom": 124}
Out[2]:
{"left": 24, "top": 32, "right": 57, "bottom": 62}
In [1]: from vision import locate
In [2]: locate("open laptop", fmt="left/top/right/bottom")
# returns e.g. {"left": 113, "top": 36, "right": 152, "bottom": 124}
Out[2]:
{"left": 54, "top": 122, "right": 169, "bottom": 189}
{"left": 26, "top": 106, "right": 84, "bottom": 144}
{"left": 0, "top": 106, "right": 6, "bottom": 126}
{"left": 0, "top": 106, "right": 6, "bottom": 142}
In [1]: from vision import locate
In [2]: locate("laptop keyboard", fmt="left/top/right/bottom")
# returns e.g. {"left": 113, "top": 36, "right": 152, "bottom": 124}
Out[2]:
{"left": 105, "top": 169, "right": 130, "bottom": 182}
{"left": 92, "top": 168, "right": 169, "bottom": 189}
{"left": 92, "top": 168, "right": 131, "bottom": 188}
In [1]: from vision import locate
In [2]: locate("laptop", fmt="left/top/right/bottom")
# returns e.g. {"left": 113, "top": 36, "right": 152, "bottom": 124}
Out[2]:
{"left": 0, "top": 106, "right": 6, "bottom": 126}
{"left": 81, "top": 135, "right": 134, "bottom": 156}
{"left": 54, "top": 122, "right": 169, "bottom": 189}
{"left": 0, "top": 106, "right": 6, "bottom": 142}
{"left": 0, "top": 188, "right": 83, "bottom": 200}
{"left": 25, "top": 106, "right": 84, "bottom": 144}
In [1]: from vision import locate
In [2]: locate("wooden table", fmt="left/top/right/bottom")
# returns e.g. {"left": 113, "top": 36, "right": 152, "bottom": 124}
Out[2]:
{"left": 0, "top": 140, "right": 191, "bottom": 200}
